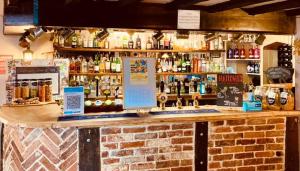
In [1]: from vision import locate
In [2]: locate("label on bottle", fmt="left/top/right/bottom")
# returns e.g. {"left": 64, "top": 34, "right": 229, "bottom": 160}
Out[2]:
{"left": 105, "top": 62, "right": 111, "bottom": 71}
{"left": 254, "top": 95, "right": 262, "bottom": 102}
{"left": 267, "top": 92, "right": 276, "bottom": 105}
{"left": 94, "top": 66, "right": 99, "bottom": 72}
{"left": 111, "top": 63, "right": 116, "bottom": 71}
{"left": 116, "top": 64, "right": 121, "bottom": 72}
{"left": 280, "top": 92, "right": 288, "bottom": 105}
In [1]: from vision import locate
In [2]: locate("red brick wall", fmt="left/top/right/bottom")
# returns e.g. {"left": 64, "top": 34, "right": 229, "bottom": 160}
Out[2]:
{"left": 100, "top": 123, "right": 195, "bottom": 171}
{"left": 3, "top": 126, "right": 78, "bottom": 171}
{"left": 208, "top": 117, "right": 286, "bottom": 171}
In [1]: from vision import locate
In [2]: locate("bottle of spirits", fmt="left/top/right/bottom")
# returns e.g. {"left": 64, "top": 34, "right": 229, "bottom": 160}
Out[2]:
{"left": 185, "top": 55, "right": 191, "bottom": 72}
{"left": 181, "top": 56, "right": 186, "bottom": 73}
{"left": 233, "top": 45, "right": 240, "bottom": 59}
{"left": 122, "top": 36, "right": 128, "bottom": 49}
{"left": 104, "top": 38, "right": 109, "bottom": 49}
{"left": 77, "top": 30, "right": 83, "bottom": 48}
{"left": 111, "top": 57, "right": 117, "bottom": 73}
{"left": 128, "top": 37, "right": 134, "bottom": 49}
{"left": 88, "top": 33, "right": 94, "bottom": 48}
{"left": 156, "top": 57, "right": 162, "bottom": 73}
{"left": 94, "top": 54, "right": 99, "bottom": 73}
{"left": 71, "top": 32, "right": 78, "bottom": 48}
{"left": 184, "top": 78, "right": 190, "bottom": 94}
{"left": 159, "top": 38, "right": 164, "bottom": 50}
{"left": 146, "top": 37, "right": 152, "bottom": 50}
{"left": 254, "top": 45, "right": 260, "bottom": 59}
{"left": 99, "top": 55, "right": 105, "bottom": 73}
{"left": 88, "top": 57, "right": 94, "bottom": 73}
{"left": 164, "top": 35, "right": 170, "bottom": 50}
{"left": 172, "top": 56, "right": 178, "bottom": 73}
{"left": 177, "top": 56, "right": 182, "bottom": 73}
{"left": 136, "top": 35, "right": 141, "bottom": 49}
{"left": 116, "top": 56, "right": 121, "bottom": 73}
{"left": 153, "top": 37, "right": 159, "bottom": 50}
{"left": 81, "top": 58, "right": 88, "bottom": 73}
{"left": 75, "top": 57, "right": 81, "bottom": 73}
{"left": 69, "top": 57, "right": 76, "bottom": 73}
{"left": 249, "top": 45, "right": 254, "bottom": 59}
{"left": 240, "top": 45, "right": 246, "bottom": 59}
{"left": 59, "top": 35, "right": 65, "bottom": 47}
{"left": 227, "top": 45, "right": 233, "bottom": 59}
{"left": 105, "top": 54, "right": 111, "bottom": 73}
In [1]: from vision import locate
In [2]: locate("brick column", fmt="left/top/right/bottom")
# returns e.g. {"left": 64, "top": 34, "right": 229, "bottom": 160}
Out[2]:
{"left": 208, "top": 117, "right": 285, "bottom": 171}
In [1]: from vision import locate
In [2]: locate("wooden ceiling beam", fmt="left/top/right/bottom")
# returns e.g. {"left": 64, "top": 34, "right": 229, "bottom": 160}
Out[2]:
{"left": 207, "top": 0, "right": 273, "bottom": 13}
{"left": 285, "top": 8, "right": 300, "bottom": 16}
{"left": 243, "top": 0, "right": 300, "bottom": 15}
{"left": 167, "top": 0, "right": 207, "bottom": 9}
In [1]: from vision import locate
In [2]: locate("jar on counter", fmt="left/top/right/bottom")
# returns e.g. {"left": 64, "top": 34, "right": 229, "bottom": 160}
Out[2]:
{"left": 14, "top": 81, "right": 21, "bottom": 99}
{"left": 254, "top": 86, "right": 262, "bottom": 102}
{"left": 267, "top": 88, "right": 281, "bottom": 111}
{"left": 21, "top": 79, "right": 30, "bottom": 99}
{"left": 45, "top": 78, "right": 53, "bottom": 102}
{"left": 280, "top": 88, "right": 294, "bottom": 111}
{"left": 38, "top": 79, "right": 46, "bottom": 102}
{"left": 30, "top": 79, "right": 38, "bottom": 98}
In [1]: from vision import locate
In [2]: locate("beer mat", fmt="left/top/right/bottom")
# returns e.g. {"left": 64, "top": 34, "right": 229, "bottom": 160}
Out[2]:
{"left": 149, "top": 109, "right": 220, "bottom": 115}
{"left": 58, "top": 109, "right": 220, "bottom": 121}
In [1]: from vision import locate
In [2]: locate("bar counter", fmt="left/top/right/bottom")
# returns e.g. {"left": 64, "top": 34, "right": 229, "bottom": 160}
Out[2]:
{"left": 1, "top": 104, "right": 299, "bottom": 171}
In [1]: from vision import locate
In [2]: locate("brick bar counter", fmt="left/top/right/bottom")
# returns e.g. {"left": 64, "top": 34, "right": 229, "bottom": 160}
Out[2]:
{"left": 0, "top": 104, "right": 299, "bottom": 171}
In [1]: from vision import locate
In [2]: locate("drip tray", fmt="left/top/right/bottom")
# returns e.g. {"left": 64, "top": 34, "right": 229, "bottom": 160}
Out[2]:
{"left": 58, "top": 109, "right": 220, "bottom": 121}
{"left": 149, "top": 109, "right": 220, "bottom": 115}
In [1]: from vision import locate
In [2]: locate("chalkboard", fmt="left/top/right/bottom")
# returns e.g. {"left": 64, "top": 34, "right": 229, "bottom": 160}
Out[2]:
{"left": 266, "top": 67, "right": 293, "bottom": 83}
{"left": 217, "top": 74, "right": 243, "bottom": 107}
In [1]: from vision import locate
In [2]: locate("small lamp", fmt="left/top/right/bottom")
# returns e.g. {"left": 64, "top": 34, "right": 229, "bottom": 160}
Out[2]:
{"left": 23, "top": 47, "right": 33, "bottom": 62}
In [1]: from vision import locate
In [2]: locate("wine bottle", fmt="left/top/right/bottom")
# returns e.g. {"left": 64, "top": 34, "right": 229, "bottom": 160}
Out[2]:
{"left": 136, "top": 35, "right": 141, "bottom": 49}
{"left": 146, "top": 37, "right": 152, "bottom": 50}
{"left": 94, "top": 54, "right": 99, "bottom": 73}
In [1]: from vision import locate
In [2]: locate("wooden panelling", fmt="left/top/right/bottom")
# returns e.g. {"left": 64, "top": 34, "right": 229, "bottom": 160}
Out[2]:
{"left": 285, "top": 117, "right": 299, "bottom": 171}
{"left": 195, "top": 122, "right": 208, "bottom": 171}
{"left": 79, "top": 128, "right": 100, "bottom": 171}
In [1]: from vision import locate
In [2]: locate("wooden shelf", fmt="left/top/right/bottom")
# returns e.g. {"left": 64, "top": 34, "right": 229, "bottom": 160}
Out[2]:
{"left": 69, "top": 72, "right": 221, "bottom": 76}
{"left": 226, "top": 58, "right": 261, "bottom": 61}
{"left": 55, "top": 47, "right": 225, "bottom": 53}
{"left": 263, "top": 83, "right": 293, "bottom": 89}
{"left": 69, "top": 72, "right": 122, "bottom": 76}
{"left": 157, "top": 72, "right": 221, "bottom": 75}
{"left": 246, "top": 73, "right": 260, "bottom": 76}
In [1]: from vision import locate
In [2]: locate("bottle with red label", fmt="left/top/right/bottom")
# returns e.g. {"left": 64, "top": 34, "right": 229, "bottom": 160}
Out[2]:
{"left": 254, "top": 45, "right": 260, "bottom": 59}
{"left": 240, "top": 45, "right": 246, "bottom": 59}
{"left": 249, "top": 45, "right": 254, "bottom": 59}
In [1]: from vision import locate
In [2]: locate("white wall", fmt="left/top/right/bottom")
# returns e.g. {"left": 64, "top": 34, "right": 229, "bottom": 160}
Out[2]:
{"left": 0, "top": 0, "right": 53, "bottom": 59}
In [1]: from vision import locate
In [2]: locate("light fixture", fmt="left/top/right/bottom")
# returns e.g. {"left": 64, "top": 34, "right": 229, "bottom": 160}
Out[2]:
{"left": 153, "top": 31, "right": 164, "bottom": 41}
{"left": 255, "top": 34, "right": 266, "bottom": 45}
{"left": 23, "top": 47, "right": 33, "bottom": 62}
{"left": 96, "top": 28, "right": 109, "bottom": 42}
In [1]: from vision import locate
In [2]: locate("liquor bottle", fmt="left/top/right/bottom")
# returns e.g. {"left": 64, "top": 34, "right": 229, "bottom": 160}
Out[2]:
{"left": 146, "top": 37, "right": 152, "bottom": 50}
{"left": 192, "top": 56, "right": 198, "bottom": 73}
{"left": 157, "top": 57, "right": 162, "bottom": 73}
{"left": 186, "top": 55, "right": 191, "bottom": 72}
{"left": 181, "top": 56, "right": 187, "bottom": 73}
{"left": 240, "top": 45, "right": 246, "bottom": 59}
{"left": 128, "top": 37, "right": 134, "bottom": 49}
{"left": 153, "top": 37, "right": 159, "bottom": 50}
{"left": 184, "top": 78, "right": 190, "bottom": 94}
{"left": 104, "top": 38, "right": 109, "bottom": 49}
{"left": 227, "top": 45, "right": 233, "bottom": 59}
{"left": 136, "top": 35, "right": 141, "bottom": 49}
{"left": 164, "top": 35, "right": 170, "bottom": 50}
{"left": 249, "top": 45, "right": 254, "bottom": 59}
{"left": 88, "top": 34, "right": 94, "bottom": 48}
{"left": 254, "top": 45, "right": 260, "bottom": 59}
{"left": 111, "top": 57, "right": 117, "bottom": 73}
{"left": 233, "top": 45, "right": 239, "bottom": 59}
{"left": 176, "top": 80, "right": 181, "bottom": 97}
{"left": 116, "top": 56, "right": 121, "bottom": 73}
{"left": 71, "top": 33, "right": 78, "bottom": 48}
{"left": 159, "top": 38, "right": 164, "bottom": 50}
{"left": 200, "top": 78, "right": 206, "bottom": 94}
{"left": 77, "top": 30, "right": 83, "bottom": 48}
{"left": 81, "top": 58, "right": 88, "bottom": 73}
{"left": 105, "top": 54, "right": 111, "bottom": 73}
{"left": 69, "top": 57, "right": 76, "bottom": 73}
{"left": 168, "top": 56, "right": 173, "bottom": 72}
{"left": 88, "top": 57, "right": 94, "bottom": 73}
{"left": 172, "top": 56, "right": 177, "bottom": 73}
{"left": 59, "top": 35, "right": 65, "bottom": 47}
{"left": 160, "top": 80, "right": 165, "bottom": 93}
{"left": 161, "top": 58, "right": 168, "bottom": 72}
{"left": 99, "top": 55, "right": 105, "bottom": 73}
{"left": 75, "top": 57, "right": 81, "bottom": 73}
{"left": 122, "top": 36, "right": 128, "bottom": 49}
{"left": 94, "top": 54, "right": 100, "bottom": 73}
{"left": 177, "top": 56, "right": 182, "bottom": 73}
{"left": 169, "top": 37, "right": 173, "bottom": 50}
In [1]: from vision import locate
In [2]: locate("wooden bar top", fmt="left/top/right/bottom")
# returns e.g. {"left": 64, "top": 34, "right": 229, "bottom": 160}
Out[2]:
{"left": 0, "top": 104, "right": 299, "bottom": 128}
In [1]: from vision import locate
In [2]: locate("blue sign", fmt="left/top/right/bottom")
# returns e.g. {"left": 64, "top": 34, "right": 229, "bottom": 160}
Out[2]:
{"left": 63, "top": 86, "right": 84, "bottom": 115}
{"left": 123, "top": 57, "right": 156, "bottom": 109}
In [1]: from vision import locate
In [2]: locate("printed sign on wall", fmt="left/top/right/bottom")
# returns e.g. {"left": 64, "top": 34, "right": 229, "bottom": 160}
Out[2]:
{"left": 217, "top": 74, "right": 243, "bottom": 107}
{"left": 64, "top": 87, "right": 84, "bottom": 115}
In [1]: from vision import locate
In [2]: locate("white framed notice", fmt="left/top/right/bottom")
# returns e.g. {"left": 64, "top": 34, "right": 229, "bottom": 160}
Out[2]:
{"left": 177, "top": 10, "right": 200, "bottom": 30}
{"left": 123, "top": 57, "right": 156, "bottom": 109}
